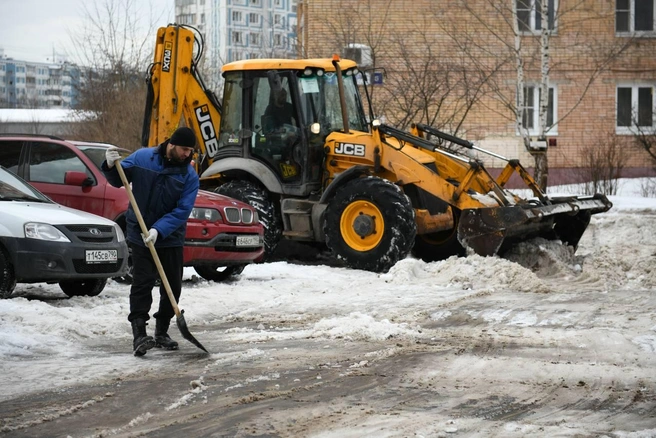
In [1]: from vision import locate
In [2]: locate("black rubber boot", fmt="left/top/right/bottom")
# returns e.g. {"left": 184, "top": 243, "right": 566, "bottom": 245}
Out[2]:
{"left": 155, "top": 318, "right": 179, "bottom": 350}
{"left": 131, "top": 319, "right": 155, "bottom": 357}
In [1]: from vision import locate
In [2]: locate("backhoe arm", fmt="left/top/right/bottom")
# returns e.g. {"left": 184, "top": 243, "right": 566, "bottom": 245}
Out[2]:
{"left": 142, "top": 25, "right": 222, "bottom": 163}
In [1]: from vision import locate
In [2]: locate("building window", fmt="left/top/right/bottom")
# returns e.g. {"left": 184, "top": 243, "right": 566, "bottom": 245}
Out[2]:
{"left": 232, "top": 11, "right": 243, "bottom": 23}
{"left": 250, "top": 33, "right": 261, "bottom": 46}
{"left": 232, "top": 31, "right": 243, "bottom": 44}
{"left": 250, "top": 0, "right": 261, "bottom": 6}
{"left": 516, "top": 0, "right": 556, "bottom": 32}
{"left": 617, "top": 84, "right": 655, "bottom": 133}
{"left": 274, "top": 14, "right": 283, "bottom": 27}
{"left": 249, "top": 12, "right": 259, "bottom": 24}
{"left": 274, "top": 34, "right": 282, "bottom": 46}
{"left": 521, "top": 85, "right": 557, "bottom": 135}
{"left": 616, "top": 0, "right": 655, "bottom": 33}
{"left": 274, "top": 0, "right": 282, "bottom": 6}
{"left": 178, "top": 14, "right": 195, "bottom": 25}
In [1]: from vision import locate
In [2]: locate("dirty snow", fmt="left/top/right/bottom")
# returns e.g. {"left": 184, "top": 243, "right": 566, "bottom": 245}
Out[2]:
{"left": 1, "top": 178, "right": 655, "bottom": 437}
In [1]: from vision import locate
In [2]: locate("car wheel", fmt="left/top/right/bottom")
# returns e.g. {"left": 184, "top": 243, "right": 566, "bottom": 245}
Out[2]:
{"left": 0, "top": 247, "right": 17, "bottom": 299}
{"left": 193, "top": 264, "right": 246, "bottom": 282}
{"left": 59, "top": 279, "right": 107, "bottom": 297}
{"left": 324, "top": 177, "right": 416, "bottom": 273}
{"left": 215, "top": 180, "right": 282, "bottom": 261}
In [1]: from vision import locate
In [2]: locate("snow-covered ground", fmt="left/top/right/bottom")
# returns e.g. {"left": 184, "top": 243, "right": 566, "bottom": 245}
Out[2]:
{"left": 1, "top": 178, "right": 655, "bottom": 437}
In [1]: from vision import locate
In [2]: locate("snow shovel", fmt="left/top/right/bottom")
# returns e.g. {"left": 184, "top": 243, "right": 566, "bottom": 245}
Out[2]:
{"left": 115, "top": 159, "right": 208, "bottom": 353}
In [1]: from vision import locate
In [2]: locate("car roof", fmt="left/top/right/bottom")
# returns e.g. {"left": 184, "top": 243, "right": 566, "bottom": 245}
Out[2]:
{"left": 67, "top": 140, "right": 130, "bottom": 151}
{"left": 0, "top": 134, "right": 131, "bottom": 152}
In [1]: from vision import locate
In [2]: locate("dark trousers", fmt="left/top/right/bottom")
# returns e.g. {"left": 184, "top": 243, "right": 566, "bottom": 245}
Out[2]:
{"left": 128, "top": 243, "right": 183, "bottom": 323}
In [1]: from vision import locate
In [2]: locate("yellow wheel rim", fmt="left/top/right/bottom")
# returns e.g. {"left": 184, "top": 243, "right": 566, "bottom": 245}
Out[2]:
{"left": 340, "top": 200, "right": 384, "bottom": 251}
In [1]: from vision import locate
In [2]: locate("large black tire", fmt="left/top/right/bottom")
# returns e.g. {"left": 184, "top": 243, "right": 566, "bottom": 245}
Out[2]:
{"left": 59, "top": 279, "right": 107, "bottom": 297}
{"left": 0, "top": 247, "right": 16, "bottom": 299}
{"left": 324, "top": 177, "right": 416, "bottom": 273}
{"left": 193, "top": 264, "right": 246, "bottom": 282}
{"left": 411, "top": 210, "right": 466, "bottom": 262}
{"left": 215, "top": 180, "right": 282, "bottom": 261}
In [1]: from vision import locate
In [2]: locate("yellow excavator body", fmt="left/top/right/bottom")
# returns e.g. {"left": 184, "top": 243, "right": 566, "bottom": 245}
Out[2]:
{"left": 142, "top": 24, "right": 612, "bottom": 272}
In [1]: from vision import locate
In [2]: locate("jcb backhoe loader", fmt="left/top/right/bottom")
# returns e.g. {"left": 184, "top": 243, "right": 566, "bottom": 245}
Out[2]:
{"left": 143, "top": 24, "right": 612, "bottom": 273}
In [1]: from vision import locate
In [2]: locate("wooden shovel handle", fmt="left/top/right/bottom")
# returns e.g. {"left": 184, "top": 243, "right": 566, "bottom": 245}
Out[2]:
{"left": 114, "top": 160, "right": 181, "bottom": 317}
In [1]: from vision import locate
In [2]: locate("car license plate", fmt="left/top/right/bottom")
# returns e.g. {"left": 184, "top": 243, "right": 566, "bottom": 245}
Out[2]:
{"left": 236, "top": 235, "right": 260, "bottom": 247}
{"left": 85, "top": 250, "right": 118, "bottom": 264}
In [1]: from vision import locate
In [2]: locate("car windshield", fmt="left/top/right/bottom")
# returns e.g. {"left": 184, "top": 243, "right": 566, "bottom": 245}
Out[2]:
{"left": 0, "top": 167, "right": 50, "bottom": 202}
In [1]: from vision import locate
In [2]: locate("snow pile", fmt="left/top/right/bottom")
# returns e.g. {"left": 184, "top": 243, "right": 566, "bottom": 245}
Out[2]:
{"left": 310, "top": 311, "right": 421, "bottom": 341}
{"left": 384, "top": 255, "right": 550, "bottom": 293}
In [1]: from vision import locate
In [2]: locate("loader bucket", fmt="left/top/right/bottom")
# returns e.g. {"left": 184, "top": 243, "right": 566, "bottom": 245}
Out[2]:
{"left": 457, "top": 194, "right": 612, "bottom": 257}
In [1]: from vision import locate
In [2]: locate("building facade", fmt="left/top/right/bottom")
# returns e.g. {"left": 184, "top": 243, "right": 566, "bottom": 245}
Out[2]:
{"left": 0, "top": 57, "right": 82, "bottom": 109}
{"left": 175, "top": 0, "right": 298, "bottom": 87}
{"left": 297, "top": 0, "right": 656, "bottom": 183}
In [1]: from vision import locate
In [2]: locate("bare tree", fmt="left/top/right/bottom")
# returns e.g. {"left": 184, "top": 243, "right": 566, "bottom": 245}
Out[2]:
{"left": 316, "top": 1, "right": 487, "bottom": 135}
{"left": 321, "top": 0, "right": 393, "bottom": 102}
{"left": 632, "top": 125, "right": 656, "bottom": 166}
{"left": 445, "top": 0, "right": 632, "bottom": 190}
{"left": 578, "top": 130, "right": 628, "bottom": 195}
{"left": 379, "top": 17, "right": 497, "bottom": 135}
{"left": 66, "top": 0, "right": 165, "bottom": 149}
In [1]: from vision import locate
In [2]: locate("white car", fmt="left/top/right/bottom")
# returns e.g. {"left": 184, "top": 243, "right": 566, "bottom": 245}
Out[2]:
{"left": 0, "top": 166, "right": 128, "bottom": 298}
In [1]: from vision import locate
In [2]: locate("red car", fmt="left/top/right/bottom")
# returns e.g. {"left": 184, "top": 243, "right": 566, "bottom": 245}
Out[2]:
{"left": 0, "top": 134, "right": 264, "bottom": 282}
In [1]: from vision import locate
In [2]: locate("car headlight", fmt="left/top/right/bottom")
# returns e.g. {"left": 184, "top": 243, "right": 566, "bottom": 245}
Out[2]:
{"left": 24, "top": 223, "right": 71, "bottom": 242}
{"left": 189, "top": 207, "right": 221, "bottom": 222}
{"left": 114, "top": 224, "right": 126, "bottom": 242}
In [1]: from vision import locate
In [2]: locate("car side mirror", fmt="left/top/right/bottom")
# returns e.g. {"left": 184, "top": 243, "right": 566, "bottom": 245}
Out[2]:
{"left": 64, "top": 171, "right": 93, "bottom": 187}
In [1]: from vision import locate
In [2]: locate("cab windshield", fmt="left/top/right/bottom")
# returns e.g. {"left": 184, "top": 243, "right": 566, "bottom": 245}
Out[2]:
{"left": 297, "top": 71, "right": 368, "bottom": 133}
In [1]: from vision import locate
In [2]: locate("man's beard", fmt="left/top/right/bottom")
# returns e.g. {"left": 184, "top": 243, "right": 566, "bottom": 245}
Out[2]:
{"left": 168, "top": 148, "right": 192, "bottom": 165}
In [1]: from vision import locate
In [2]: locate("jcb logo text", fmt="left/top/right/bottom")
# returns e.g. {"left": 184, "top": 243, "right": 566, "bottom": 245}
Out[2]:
{"left": 162, "top": 42, "right": 172, "bottom": 72}
{"left": 334, "top": 143, "right": 365, "bottom": 156}
{"left": 195, "top": 105, "right": 219, "bottom": 157}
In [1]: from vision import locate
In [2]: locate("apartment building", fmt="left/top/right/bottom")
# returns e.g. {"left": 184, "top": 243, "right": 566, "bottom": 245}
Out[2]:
{"left": 297, "top": 0, "right": 656, "bottom": 181}
{"left": 175, "top": 0, "right": 298, "bottom": 87}
{"left": 0, "top": 57, "right": 81, "bottom": 109}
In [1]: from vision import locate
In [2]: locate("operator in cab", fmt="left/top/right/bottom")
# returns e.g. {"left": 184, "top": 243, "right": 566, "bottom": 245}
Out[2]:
{"left": 263, "top": 87, "right": 295, "bottom": 133}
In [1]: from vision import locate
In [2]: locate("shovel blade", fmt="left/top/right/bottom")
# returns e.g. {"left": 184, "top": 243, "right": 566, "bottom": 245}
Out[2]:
{"left": 176, "top": 309, "right": 209, "bottom": 353}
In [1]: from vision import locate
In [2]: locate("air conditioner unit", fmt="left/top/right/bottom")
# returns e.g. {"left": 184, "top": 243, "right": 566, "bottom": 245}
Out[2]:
{"left": 343, "top": 44, "right": 372, "bottom": 68}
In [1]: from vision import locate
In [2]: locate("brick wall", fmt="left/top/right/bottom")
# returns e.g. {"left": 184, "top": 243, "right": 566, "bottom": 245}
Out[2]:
{"left": 298, "top": 0, "right": 656, "bottom": 183}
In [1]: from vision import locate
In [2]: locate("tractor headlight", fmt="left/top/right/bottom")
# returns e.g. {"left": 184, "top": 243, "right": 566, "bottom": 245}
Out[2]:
{"left": 24, "top": 223, "right": 70, "bottom": 242}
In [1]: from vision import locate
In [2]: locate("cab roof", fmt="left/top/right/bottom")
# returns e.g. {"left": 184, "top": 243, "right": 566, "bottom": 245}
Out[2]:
{"left": 222, "top": 58, "right": 358, "bottom": 73}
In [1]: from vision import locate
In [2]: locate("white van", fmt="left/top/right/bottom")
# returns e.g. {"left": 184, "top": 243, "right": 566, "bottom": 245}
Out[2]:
{"left": 0, "top": 166, "right": 128, "bottom": 298}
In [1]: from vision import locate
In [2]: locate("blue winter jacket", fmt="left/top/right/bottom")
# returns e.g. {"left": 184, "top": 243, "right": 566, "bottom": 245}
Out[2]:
{"left": 102, "top": 143, "right": 200, "bottom": 248}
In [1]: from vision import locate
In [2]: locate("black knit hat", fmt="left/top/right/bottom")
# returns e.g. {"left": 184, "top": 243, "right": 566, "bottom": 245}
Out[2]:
{"left": 169, "top": 127, "right": 196, "bottom": 148}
